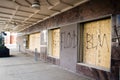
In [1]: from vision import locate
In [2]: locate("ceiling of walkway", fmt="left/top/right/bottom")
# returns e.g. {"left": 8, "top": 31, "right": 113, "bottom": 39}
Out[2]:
{"left": 0, "top": 0, "right": 89, "bottom": 32}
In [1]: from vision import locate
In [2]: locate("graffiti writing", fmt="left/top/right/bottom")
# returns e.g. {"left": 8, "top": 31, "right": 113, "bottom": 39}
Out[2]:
{"left": 61, "top": 30, "right": 77, "bottom": 50}
{"left": 86, "top": 33, "right": 109, "bottom": 52}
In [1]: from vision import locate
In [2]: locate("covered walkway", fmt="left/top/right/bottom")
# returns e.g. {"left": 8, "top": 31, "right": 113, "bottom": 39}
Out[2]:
{"left": 0, "top": 49, "right": 91, "bottom": 80}
{"left": 0, "top": 0, "right": 119, "bottom": 80}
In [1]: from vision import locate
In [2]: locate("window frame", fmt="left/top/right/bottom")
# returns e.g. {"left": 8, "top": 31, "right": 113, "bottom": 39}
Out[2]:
{"left": 77, "top": 16, "right": 112, "bottom": 72}
{"left": 28, "top": 32, "right": 41, "bottom": 52}
{"left": 48, "top": 28, "right": 60, "bottom": 59}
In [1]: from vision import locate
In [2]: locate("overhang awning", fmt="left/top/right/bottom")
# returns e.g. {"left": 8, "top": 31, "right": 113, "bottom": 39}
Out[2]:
{"left": 0, "top": 0, "right": 89, "bottom": 32}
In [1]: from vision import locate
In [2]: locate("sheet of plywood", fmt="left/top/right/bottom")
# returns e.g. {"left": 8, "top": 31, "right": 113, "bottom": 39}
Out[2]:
{"left": 29, "top": 34, "right": 34, "bottom": 51}
{"left": 52, "top": 29, "right": 60, "bottom": 58}
{"left": 29, "top": 33, "right": 40, "bottom": 52}
{"left": 83, "top": 18, "right": 111, "bottom": 69}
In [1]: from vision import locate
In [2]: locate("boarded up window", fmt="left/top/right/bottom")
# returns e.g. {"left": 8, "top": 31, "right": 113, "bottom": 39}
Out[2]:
{"left": 25, "top": 35, "right": 29, "bottom": 49}
{"left": 82, "top": 18, "right": 111, "bottom": 69}
{"left": 49, "top": 29, "right": 60, "bottom": 58}
{"left": 29, "top": 33, "right": 40, "bottom": 52}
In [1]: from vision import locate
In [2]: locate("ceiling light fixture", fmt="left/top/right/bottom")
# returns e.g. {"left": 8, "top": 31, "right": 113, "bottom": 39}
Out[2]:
{"left": 32, "top": 0, "right": 40, "bottom": 9}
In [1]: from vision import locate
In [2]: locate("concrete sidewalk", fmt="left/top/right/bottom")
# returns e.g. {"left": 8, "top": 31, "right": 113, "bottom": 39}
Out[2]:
{"left": 0, "top": 50, "right": 92, "bottom": 80}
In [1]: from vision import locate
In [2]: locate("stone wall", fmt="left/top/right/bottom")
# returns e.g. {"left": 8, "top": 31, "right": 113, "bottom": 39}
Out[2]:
{"left": 60, "top": 24, "right": 77, "bottom": 72}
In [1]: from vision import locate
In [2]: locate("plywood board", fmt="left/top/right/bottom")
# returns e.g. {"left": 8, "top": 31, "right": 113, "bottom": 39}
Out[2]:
{"left": 29, "top": 33, "right": 40, "bottom": 52}
{"left": 52, "top": 29, "right": 60, "bottom": 58}
{"left": 83, "top": 18, "right": 111, "bottom": 69}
